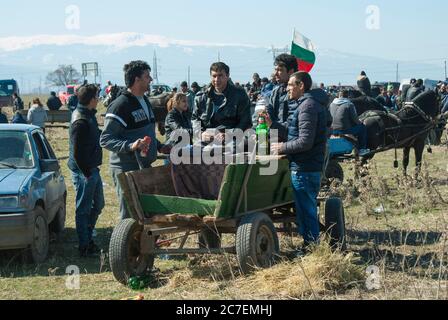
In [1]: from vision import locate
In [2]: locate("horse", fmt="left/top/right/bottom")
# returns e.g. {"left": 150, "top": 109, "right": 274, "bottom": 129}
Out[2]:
{"left": 348, "top": 89, "right": 386, "bottom": 115}
{"left": 360, "top": 90, "right": 441, "bottom": 176}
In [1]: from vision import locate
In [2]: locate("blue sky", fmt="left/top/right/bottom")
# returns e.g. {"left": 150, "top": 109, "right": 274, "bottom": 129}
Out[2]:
{"left": 2, "top": 0, "right": 447, "bottom": 61}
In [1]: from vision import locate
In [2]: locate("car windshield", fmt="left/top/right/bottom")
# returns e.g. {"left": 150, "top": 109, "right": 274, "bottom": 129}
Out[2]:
{"left": 0, "top": 83, "right": 15, "bottom": 97}
{"left": 0, "top": 131, "right": 34, "bottom": 169}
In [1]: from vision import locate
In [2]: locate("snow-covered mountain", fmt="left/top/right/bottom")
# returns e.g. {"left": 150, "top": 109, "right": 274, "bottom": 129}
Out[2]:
{"left": 0, "top": 33, "right": 444, "bottom": 93}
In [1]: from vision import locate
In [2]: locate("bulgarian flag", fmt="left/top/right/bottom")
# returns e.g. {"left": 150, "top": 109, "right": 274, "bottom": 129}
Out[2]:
{"left": 291, "top": 30, "right": 316, "bottom": 72}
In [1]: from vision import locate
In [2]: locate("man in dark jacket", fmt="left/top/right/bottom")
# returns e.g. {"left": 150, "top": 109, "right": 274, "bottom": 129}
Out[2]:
{"left": 100, "top": 60, "right": 170, "bottom": 220}
{"left": 192, "top": 62, "right": 252, "bottom": 144}
{"left": 330, "top": 90, "right": 369, "bottom": 153}
{"left": 68, "top": 87, "right": 80, "bottom": 113}
{"left": 406, "top": 79, "right": 424, "bottom": 102}
{"left": 68, "top": 84, "right": 104, "bottom": 257}
{"left": 357, "top": 71, "right": 372, "bottom": 97}
{"left": 47, "top": 92, "right": 63, "bottom": 111}
{"left": 11, "top": 111, "right": 27, "bottom": 124}
{"left": 12, "top": 93, "right": 24, "bottom": 112}
{"left": 440, "top": 84, "right": 448, "bottom": 114}
{"left": 265, "top": 54, "right": 299, "bottom": 130}
{"left": 270, "top": 72, "right": 328, "bottom": 250}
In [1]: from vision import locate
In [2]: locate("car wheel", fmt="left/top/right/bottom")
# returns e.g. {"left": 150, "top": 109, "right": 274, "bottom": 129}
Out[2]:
{"left": 26, "top": 206, "right": 50, "bottom": 264}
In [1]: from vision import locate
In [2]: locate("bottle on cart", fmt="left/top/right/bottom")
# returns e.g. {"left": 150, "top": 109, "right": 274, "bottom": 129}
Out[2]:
{"left": 256, "top": 114, "right": 270, "bottom": 156}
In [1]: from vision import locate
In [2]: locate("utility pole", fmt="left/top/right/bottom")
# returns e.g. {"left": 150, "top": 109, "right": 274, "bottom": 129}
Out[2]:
{"left": 268, "top": 45, "right": 290, "bottom": 62}
{"left": 396, "top": 63, "right": 399, "bottom": 83}
{"left": 69, "top": 65, "right": 73, "bottom": 84}
{"left": 187, "top": 66, "right": 191, "bottom": 86}
{"left": 153, "top": 50, "right": 159, "bottom": 84}
{"left": 445, "top": 60, "right": 447, "bottom": 81}
{"left": 218, "top": 51, "right": 221, "bottom": 62}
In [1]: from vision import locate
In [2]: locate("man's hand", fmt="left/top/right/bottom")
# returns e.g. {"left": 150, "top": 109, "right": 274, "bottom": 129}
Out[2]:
{"left": 202, "top": 130, "right": 225, "bottom": 143}
{"left": 130, "top": 138, "right": 150, "bottom": 153}
{"left": 201, "top": 131, "right": 214, "bottom": 143}
{"left": 214, "top": 132, "right": 226, "bottom": 143}
{"left": 271, "top": 143, "right": 284, "bottom": 155}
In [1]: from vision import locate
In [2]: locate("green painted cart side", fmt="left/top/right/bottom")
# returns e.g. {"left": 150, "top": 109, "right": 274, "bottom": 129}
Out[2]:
{"left": 118, "top": 159, "right": 294, "bottom": 221}
{"left": 111, "top": 159, "right": 347, "bottom": 285}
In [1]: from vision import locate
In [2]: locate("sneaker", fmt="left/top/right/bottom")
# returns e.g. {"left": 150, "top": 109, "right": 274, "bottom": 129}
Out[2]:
{"left": 359, "top": 149, "right": 371, "bottom": 157}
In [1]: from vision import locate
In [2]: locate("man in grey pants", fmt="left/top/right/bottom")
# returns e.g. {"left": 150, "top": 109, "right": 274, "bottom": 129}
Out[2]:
{"left": 100, "top": 61, "right": 170, "bottom": 220}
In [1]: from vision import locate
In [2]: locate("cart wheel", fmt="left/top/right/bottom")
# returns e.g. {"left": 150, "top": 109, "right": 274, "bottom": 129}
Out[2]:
{"left": 325, "top": 160, "right": 344, "bottom": 183}
{"left": 236, "top": 212, "right": 279, "bottom": 274}
{"left": 324, "top": 198, "right": 347, "bottom": 251}
{"left": 109, "top": 219, "right": 155, "bottom": 285}
{"left": 198, "top": 228, "right": 222, "bottom": 249}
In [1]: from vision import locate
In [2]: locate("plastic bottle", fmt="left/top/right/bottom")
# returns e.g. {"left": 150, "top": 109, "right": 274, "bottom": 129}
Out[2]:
{"left": 256, "top": 115, "right": 270, "bottom": 156}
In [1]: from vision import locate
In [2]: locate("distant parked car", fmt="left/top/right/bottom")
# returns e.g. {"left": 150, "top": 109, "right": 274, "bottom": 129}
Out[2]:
{"left": 150, "top": 84, "right": 172, "bottom": 96}
{"left": 0, "top": 124, "right": 66, "bottom": 263}
{"left": 0, "top": 79, "right": 20, "bottom": 107}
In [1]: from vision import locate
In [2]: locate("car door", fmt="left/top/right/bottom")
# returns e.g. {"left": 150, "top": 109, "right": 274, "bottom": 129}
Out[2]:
{"left": 31, "top": 132, "right": 58, "bottom": 219}
{"left": 39, "top": 132, "right": 65, "bottom": 203}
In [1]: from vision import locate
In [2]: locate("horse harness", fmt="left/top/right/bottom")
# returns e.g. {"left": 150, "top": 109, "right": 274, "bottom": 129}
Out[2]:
{"left": 361, "top": 101, "right": 437, "bottom": 158}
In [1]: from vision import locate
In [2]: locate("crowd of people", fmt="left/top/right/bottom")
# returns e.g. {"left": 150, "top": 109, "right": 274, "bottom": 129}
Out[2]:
{"left": 1, "top": 56, "right": 447, "bottom": 258}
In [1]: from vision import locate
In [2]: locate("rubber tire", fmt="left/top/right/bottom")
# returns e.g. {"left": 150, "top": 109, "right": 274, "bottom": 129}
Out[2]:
{"left": 324, "top": 198, "right": 347, "bottom": 251}
{"left": 27, "top": 206, "right": 50, "bottom": 264}
{"left": 198, "top": 228, "right": 222, "bottom": 249}
{"left": 325, "top": 160, "right": 344, "bottom": 183}
{"left": 49, "top": 196, "right": 66, "bottom": 235}
{"left": 236, "top": 212, "right": 279, "bottom": 275}
{"left": 109, "top": 219, "right": 155, "bottom": 285}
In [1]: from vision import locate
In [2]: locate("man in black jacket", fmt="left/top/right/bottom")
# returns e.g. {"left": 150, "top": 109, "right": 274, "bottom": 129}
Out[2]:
{"left": 12, "top": 93, "right": 24, "bottom": 112}
{"left": 68, "top": 84, "right": 105, "bottom": 257}
{"left": 265, "top": 54, "right": 299, "bottom": 129}
{"left": 406, "top": 79, "right": 424, "bottom": 102}
{"left": 47, "top": 92, "right": 63, "bottom": 111}
{"left": 270, "top": 72, "right": 328, "bottom": 251}
{"left": 192, "top": 62, "right": 252, "bottom": 144}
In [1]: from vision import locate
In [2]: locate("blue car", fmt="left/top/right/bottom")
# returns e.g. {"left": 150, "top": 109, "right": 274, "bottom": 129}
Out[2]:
{"left": 0, "top": 124, "right": 66, "bottom": 263}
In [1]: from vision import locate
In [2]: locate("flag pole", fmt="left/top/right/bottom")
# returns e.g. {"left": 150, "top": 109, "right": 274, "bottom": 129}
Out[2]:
{"left": 292, "top": 28, "right": 295, "bottom": 54}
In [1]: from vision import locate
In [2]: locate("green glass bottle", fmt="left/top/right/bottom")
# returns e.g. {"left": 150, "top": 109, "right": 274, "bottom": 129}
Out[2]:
{"left": 256, "top": 115, "right": 270, "bottom": 156}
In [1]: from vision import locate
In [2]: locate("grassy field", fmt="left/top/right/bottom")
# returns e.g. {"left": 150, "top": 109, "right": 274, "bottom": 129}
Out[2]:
{"left": 0, "top": 98, "right": 447, "bottom": 300}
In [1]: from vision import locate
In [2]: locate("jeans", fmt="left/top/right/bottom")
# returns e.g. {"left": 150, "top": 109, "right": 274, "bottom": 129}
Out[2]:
{"left": 111, "top": 167, "right": 131, "bottom": 220}
{"left": 71, "top": 168, "right": 105, "bottom": 249}
{"left": 334, "top": 124, "right": 368, "bottom": 150}
{"left": 291, "top": 171, "right": 322, "bottom": 245}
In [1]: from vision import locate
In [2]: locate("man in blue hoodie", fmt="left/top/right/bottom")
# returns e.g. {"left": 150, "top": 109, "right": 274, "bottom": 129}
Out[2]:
{"left": 329, "top": 90, "right": 369, "bottom": 154}
{"left": 269, "top": 72, "right": 328, "bottom": 251}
